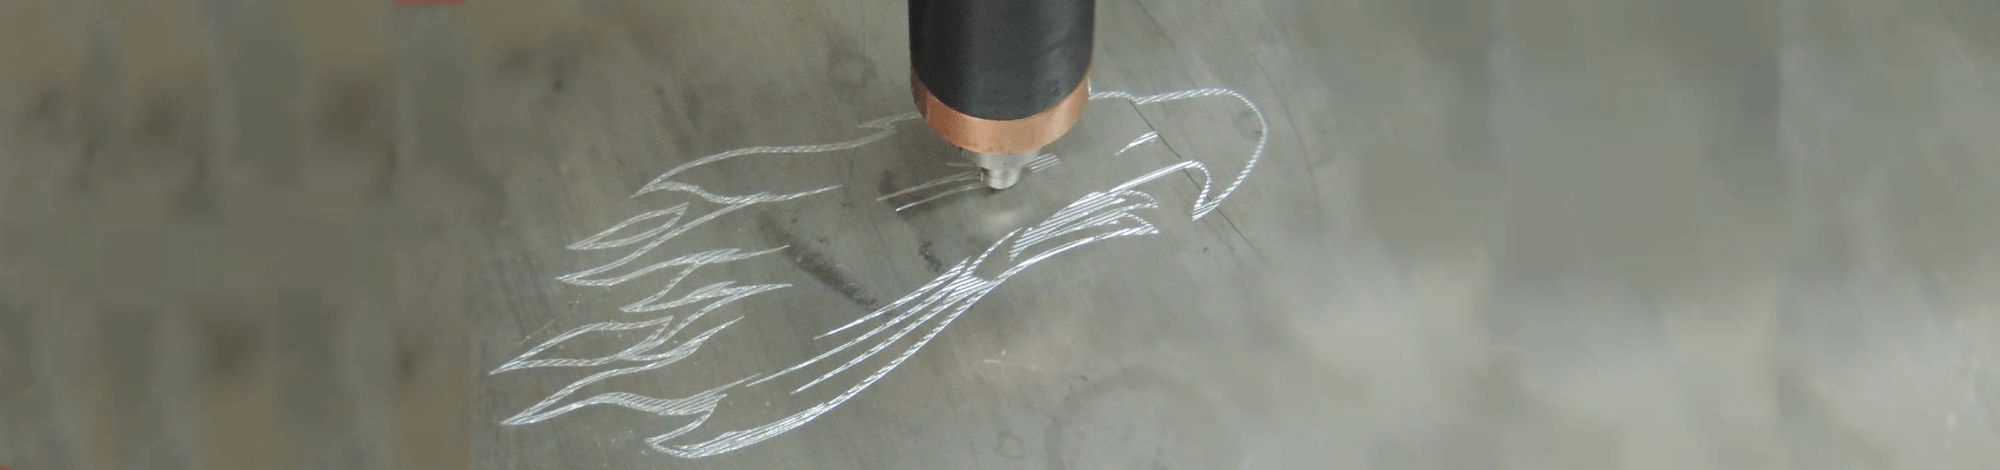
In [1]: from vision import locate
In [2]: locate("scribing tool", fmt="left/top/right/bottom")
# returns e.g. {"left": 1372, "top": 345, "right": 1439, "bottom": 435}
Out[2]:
{"left": 908, "top": 0, "right": 1095, "bottom": 190}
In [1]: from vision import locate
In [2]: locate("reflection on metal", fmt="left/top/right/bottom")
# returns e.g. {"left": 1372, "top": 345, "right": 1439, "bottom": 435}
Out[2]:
{"left": 490, "top": 86, "right": 1268, "bottom": 458}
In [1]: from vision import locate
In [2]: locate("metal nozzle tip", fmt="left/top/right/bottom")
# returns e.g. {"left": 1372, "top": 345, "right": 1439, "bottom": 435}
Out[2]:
{"left": 982, "top": 168, "right": 1022, "bottom": 190}
{"left": 967, "top": 148, "right": 1037, "bottom": 191}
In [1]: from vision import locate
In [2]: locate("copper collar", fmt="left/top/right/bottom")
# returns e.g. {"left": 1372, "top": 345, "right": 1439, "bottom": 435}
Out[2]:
{"left": 910, "top": 73, "right": 1090, "bottom": 155}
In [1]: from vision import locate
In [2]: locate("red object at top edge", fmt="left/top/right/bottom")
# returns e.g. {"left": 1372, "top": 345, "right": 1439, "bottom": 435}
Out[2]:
{"left": 395, "top": 0, "right": 464, "bottom": 4}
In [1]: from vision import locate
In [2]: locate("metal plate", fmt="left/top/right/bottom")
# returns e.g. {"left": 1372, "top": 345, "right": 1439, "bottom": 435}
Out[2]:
{"left": 2, "top": 0, "right": 1998, "bottom": 468}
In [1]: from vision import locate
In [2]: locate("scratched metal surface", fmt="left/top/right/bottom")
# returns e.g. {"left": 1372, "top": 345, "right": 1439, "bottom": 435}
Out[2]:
{"left": 4, "top": 0, "right": 2000, "bottom": 469}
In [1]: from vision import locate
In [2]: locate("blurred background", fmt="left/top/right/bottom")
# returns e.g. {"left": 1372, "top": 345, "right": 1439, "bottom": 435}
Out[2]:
{"left": 2, "top": 0, "right": 1998, "bottom": 468}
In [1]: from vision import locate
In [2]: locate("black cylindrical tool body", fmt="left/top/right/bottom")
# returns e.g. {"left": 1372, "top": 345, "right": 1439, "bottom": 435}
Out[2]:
{"left": 909, "top": 0, "right": 1095, "bottom": 121}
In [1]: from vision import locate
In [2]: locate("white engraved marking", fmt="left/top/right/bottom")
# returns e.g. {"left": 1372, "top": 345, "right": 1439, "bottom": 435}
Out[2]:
{"left": 1116, "top": 131, "right": 1161, "bottom": 155}
{"left": 891, "top": 183, "right": 984, "bottom": 212}
{"left": 878, "top": 153, "right": 1064, "bottom": 212}
{"left": 492, "top": 86, "right": 1268, "bottom": 459}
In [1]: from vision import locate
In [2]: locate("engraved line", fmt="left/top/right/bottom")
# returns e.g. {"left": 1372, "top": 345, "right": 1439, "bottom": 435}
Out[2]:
{"left": 559, "top": 201, "right": 785, "bottom": 287}
{"left": 567, "top": 205, "right": 690, "bottom": 250}
{"left": 747, "top": 233, "right": 1015, "bottom": 389}
{"left": 816, "top": 260, "right": 975, "bottom": 339}
{"left": 892, "top": 182, "right": 984, "bottom": 212}
{"left": 657, "top": 280, "right": 993, "bottom": 458}
{"left": 1028, "top": 153, "right": 1063, "bottom": 171}
{"left": 875, "top": 172, "right": 979, "bottom": 201}
{"left": 638, "top": 113, "right": 921, "bottom": 200}
{"left": 875, "top": 153, "right": 1062, "bottom": 213}
{"left": 1116, "top": 131, "right": 1160, "bottom": 155}
{"left": 498, "top": 319, "right": 751, "bottom": 425}
{"left": 498, "top": 85, "right": 1270, "bottom": 460}
{"left": 492, "top": 281, "right": 779, "bottom": 373}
